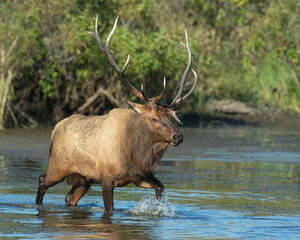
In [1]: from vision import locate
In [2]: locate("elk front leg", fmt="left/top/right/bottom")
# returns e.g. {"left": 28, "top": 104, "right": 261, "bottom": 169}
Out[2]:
{"left": 134, "top": 174, "right": 165, "bottom": 200}
{"left": 102, "top": 179, "right": 114, "bottom": 211}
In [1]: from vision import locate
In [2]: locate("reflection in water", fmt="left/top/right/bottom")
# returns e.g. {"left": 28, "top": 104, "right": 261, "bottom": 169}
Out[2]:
{"left": 0, "top": 126, "right": 299, "bottom": 239}
{"left": 37, "top": 208, "right": 153, "bottom": 240}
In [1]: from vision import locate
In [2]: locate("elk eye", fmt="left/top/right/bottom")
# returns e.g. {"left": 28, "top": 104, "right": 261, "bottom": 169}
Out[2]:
{"left": 152, "top": 118, "right": 159, "bottom": 123}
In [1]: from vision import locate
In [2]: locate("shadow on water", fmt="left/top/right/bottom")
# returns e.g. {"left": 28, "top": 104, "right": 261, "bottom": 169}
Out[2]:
{"left": 0, "top": 126, "right": 299, "bottom": 239}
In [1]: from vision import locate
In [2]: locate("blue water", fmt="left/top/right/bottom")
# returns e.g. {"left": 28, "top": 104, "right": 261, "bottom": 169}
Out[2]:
{"left": 0, "top": 126, "right": 299, "bottom": 239}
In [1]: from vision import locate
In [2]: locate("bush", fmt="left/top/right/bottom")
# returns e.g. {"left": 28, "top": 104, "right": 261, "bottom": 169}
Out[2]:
{"left": 0, "top": 0, "right": 299, "bottom": 127}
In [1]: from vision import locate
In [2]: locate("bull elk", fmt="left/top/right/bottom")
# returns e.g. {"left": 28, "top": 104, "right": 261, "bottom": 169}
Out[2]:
{"left": 36, "top": 16, "right": 197, "bottom": 211}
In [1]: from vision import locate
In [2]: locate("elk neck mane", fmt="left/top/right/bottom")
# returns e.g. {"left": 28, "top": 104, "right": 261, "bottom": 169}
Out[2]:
{"left": 120, "top": 110, "right": 169, "bottom": 174}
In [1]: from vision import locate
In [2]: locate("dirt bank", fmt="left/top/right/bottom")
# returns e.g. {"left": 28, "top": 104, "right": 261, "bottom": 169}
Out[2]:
{"left": 183, "top": 100, "right": 300, "bottom": 129}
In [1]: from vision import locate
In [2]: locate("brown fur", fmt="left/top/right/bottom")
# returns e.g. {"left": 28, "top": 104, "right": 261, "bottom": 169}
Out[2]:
{"left": 36, "top": 106, "right": 182, "bottom": 211}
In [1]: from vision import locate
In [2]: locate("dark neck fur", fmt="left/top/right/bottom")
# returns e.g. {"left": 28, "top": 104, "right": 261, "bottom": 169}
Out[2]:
{"left": 122, "top": 113, "right": 169, "bottom": 174}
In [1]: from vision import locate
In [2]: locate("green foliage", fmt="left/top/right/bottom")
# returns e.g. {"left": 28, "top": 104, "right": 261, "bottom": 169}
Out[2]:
{"left": 0, "top": 0, "right": 299, "bottom": 127}
{"left": 257, "top": 53, "right": 300, "bottom": 111}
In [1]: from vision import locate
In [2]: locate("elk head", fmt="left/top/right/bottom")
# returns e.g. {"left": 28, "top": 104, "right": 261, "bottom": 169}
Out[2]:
{"left": 87, "top": 16, "right": 197, "bottom": 146}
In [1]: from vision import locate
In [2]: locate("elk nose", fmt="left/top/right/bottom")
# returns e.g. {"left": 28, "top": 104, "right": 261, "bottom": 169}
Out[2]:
{"left": 173, "top": 133, "right": 183, "bottom": 145}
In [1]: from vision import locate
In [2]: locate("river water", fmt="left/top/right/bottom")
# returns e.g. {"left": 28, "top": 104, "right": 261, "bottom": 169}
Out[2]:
{"left": 0, "top": 126, "right": 299, "bottom": 239}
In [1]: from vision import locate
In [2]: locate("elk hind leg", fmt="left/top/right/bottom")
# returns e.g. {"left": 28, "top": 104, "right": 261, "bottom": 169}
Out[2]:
{"left": 65, "top": 183, "right": 91, "bottom": 207}
{"left": 65, "top": 174, "right": 91, "bottom": 207}
{"left": 36, "top": 173, "right": 65, "bottom": 205}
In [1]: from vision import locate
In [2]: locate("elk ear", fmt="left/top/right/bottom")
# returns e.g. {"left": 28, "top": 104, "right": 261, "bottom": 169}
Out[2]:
{"left": 127, "top": 101, "right": 145, "bottom": 115}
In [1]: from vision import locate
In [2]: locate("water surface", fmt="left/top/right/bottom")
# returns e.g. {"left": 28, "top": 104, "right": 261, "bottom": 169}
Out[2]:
{"left": 0, "top": 126, "right": 299, "bottom": 239}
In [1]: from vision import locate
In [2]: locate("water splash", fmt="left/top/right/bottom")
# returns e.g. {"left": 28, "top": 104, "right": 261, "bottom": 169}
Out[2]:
{"left": 130, "top": 193, "right": 175, "bottom": 217}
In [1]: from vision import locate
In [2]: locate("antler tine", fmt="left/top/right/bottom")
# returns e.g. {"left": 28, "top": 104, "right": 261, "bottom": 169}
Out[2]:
{"left": 86, "top": 15, "right": 104, "bottom": 50}
{"left": 121, "top": 54, "right": 130, "bottom": 75}
{"left": 153, "top": 77, "right": 167, "bottom": 103}
{"left": 181, "top": 69, "right": 197, "bottom": 101}
{"left": 106, "top": 16, "right": 118, "bottom": 49}
{"left": 87, "top": 16, "right": 149, "bottom": 104}
{"left": 173, "top": 69, "right": 198, "bottom": 105}
{"left": 169, "top": 29, "right": 195, "bottom": 107}
{"left": 140, "top": 84, "right": 151, "bottom": 103}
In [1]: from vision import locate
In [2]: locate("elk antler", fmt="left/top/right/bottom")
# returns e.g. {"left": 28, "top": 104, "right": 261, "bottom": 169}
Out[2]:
{"left": 87, "top": 16, "right": 197, "bottom": 110}
{"left": 87, "top": 16, "right": 167, "bottom": 108}
{"left": 87, "top": 16, "right": 149, "bottom": 103}
{"left": 152, "top": 77, "right": 166, "bottom": 103}
{"left": 168, "top": 30, "right": 198, "bottom": 107}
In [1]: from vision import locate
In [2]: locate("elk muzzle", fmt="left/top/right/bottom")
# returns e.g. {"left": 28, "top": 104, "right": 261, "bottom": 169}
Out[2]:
{"left": 170, "top": 133, "right": 184, "bottom": 146}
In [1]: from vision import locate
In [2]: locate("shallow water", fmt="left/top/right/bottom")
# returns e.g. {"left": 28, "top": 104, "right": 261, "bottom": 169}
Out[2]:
{"left": 0, "top": 126, "right": 299, "bottom": 239}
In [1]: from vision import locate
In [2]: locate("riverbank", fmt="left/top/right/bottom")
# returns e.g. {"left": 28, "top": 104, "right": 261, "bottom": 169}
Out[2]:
{"left": 1, "top": 100, "right": 300, "bottom": 130}
{"left": 183, "top": 100, "right": 300, "bottom": 129}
